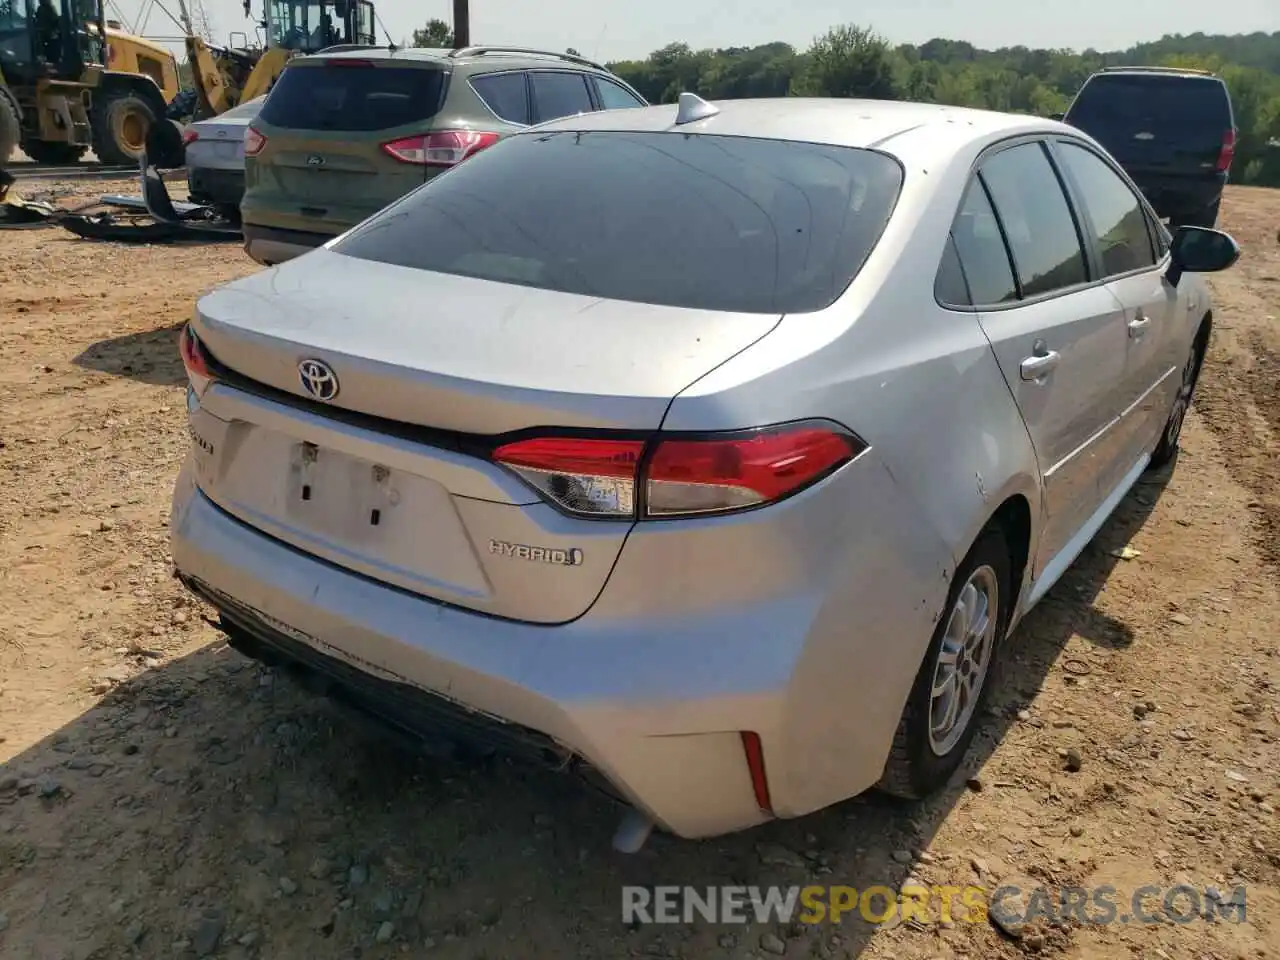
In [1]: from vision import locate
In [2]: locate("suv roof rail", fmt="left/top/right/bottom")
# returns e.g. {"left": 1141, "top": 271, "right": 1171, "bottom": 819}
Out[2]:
{"left": 447, "top": 45, "right": 606, "bottom": 71}
{"left": 1099, "top": 64, "right": 1215, "bottom": 77}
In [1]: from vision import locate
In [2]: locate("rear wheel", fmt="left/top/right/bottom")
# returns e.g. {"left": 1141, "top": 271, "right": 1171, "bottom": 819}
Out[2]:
{"left": 91, "top": 90, "right": 157, "bottom": 165}
{"left": 1149, "top": 329, "right": 1208, "bottom": 470}
{"left": 20, "top": 139, "right": 88, "bottom": 165}
{"left": 877, "top": 526, "right": 1012, "bottom": 799}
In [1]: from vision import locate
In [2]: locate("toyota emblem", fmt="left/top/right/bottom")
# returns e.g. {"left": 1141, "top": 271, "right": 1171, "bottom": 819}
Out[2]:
{"left": 306, "top": 154, "right": 325, "bottom": 166}
{"left": 298, "top": 359, "right": 339, "bottom": 401}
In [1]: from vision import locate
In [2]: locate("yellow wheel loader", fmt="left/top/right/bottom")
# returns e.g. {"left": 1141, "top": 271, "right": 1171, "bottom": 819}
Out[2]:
{"left": 181, "top": 0, "right": 378, "bottom": 119}
{"left": 0, "top": 0, "right": 173, "bottom": 164}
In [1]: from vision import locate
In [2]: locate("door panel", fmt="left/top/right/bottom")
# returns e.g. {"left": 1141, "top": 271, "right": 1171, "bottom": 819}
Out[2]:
{"left": 976, "top": 290, "right": 1128, "bottom": 573}
{"left": 956, "top": 141, "right": 1130, "bottom": 574}
{"left": 1052, "top": 139, "right": 1181, "bottom": 473}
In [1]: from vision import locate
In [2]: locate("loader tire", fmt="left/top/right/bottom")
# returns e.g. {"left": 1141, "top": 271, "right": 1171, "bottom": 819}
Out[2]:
{"left": 91, "top": 90, "right": 156, "bottom": 165}
{"left": 0, "top": 90, "right": 20, "bottom": 164}
{"left": 20, "top": 140, "right": 88, "bottom": 165}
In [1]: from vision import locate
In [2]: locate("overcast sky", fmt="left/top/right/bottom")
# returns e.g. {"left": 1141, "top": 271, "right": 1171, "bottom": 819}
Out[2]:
{"left": 109, "top": 0, "right": 1276, "bottom": 63}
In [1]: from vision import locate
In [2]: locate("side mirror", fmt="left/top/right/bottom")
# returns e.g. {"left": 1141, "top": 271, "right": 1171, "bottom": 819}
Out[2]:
{"left": 1049, "top": 112, "right": 1065, "bottom": 121}
{"left": 1167, "top": 225, "right": 1240, "bottom": 287}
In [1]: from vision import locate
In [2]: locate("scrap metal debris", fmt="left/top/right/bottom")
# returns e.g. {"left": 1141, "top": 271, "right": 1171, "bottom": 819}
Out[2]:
{"left": 0, "top": 121, "right": 241, "bottom": 242}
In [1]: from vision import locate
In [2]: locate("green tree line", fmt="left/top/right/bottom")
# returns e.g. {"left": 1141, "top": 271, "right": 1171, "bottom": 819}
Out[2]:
{"left": 603, "top": 26, "right": 1280, "bottom": 186}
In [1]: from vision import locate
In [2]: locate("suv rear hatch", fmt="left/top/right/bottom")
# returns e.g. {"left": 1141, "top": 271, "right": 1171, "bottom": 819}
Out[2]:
{"left": 187, "top": 125, "right": 904, "bottom": 625}
{"left": 243, "top": 55, "right": 451, "bottom": 237}
{"left": 1065, "top": 72, "right": 1234, "bottom": 177}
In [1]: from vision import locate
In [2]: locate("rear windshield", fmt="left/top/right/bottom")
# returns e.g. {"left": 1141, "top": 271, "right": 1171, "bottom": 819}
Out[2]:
{"left": 332, "top": 131, "right": 903, "bottom": 314}
{"left": 1067, "top": 74, "right": 1232, "bottom": 131}
{"left": 257, "top": 62, "right": 445, "bottom": 131}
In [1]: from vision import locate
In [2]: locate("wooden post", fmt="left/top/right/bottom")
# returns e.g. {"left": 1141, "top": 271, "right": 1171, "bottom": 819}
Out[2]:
{"left": 452, "top": 0, "right": 469, "bottom": 48}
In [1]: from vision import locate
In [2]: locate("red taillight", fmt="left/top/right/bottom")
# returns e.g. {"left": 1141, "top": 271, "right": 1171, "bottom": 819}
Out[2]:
{"left": 1216, "top": 129, "right": 1236, "bottom": 172}
{"left": 491, "top": 421, "right": 863, "bottom": 520}
{"left": 492, "top": 437, "right": 644, "bottom": 517}
{"left": 178, "top": 323, "right": 215, "bottom": 396}
{"left": 243, "top": 126, "right": 267, "bottom": 157}
{"left": 381, "top": 130, "right": 500, "bottom": 167}
{"left": 324, "top": 58, "right": 373, "bottom": 67}
{"left": 181, "top": 128, "right": 199, "bottom": 146}
{"left": 741, "top": 732, "right": 773, "bottom": 814}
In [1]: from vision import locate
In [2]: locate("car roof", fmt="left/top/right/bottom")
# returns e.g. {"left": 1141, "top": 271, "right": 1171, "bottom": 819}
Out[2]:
{"left": 524, "top": 97, "right": 1067, "bottom": 167}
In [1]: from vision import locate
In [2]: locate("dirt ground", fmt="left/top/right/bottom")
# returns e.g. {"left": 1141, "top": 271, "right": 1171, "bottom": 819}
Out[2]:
{"left": 0, "top": 179, "right": 1277, "bottom": 960}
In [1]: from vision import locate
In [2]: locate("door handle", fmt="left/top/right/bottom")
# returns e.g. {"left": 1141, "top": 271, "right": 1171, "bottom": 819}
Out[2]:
{"left": 1020, "top": 347, "right": 1060, "bottom": 381}
{"left": 1128, "top": 312, "right": 1150, "bottom": 338}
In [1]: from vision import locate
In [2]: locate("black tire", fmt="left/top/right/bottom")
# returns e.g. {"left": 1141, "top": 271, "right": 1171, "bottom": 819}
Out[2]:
{"left": 20, "top": 139, "right": 88, "bottom": 165}
{"left": 1149, "top": 326, "right": 1209, "bottom": 470}
{"left": 877, "top": 525, "right": 1012, "bottom": 800}
{"left": 91, "top": 89, "right": 157, "bottom": 165}
{"left": 0, "top": 89, "right": 20, "bottom": 165}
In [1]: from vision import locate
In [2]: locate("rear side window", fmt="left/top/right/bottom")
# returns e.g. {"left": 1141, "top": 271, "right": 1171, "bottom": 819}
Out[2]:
{"left": 594, "top": 77, "right": 646, "bottom": 110}
{"left": 334, "top": 131, "right": 904, "bottom": 314}
{"left": 530, "top": 71, "right": 594, "bottom": 123}
{"left": 980, "top": 142, "right": 1088, "bottom": 298}
{"left": 1067, "top": 74, "right": 1232, "bottom": 132}
{"left": 948, "top": 181, "right": 1018, "bottom": 306}
{"left": 471, "top": 72, "right": 530, "bottom": 125}
{"left": 258, "top": 63, "right": 445, "bottom": 131}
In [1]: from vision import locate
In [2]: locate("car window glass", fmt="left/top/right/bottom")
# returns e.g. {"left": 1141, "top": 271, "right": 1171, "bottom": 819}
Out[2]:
{"left": 470, "top": 72, "right": 530, "bottom": 125}
{"left": 950, "top": 180, "right": 1017, "bottom": 305}
{"left": 1056, "top": 142, "right": 1156, "bottom": 276}
{"left": 258, "top": 64, "right": 445, "bottom": 131}
{"left": 594, "top": 78, "right": 645, "bottom": 110}
{"left": 934, "top": 233, "right": 972, "bottom": 306}
{"left": 1067, "top": 75, "right": 1231, "bottom": 133}
{"left": 530, "top": 71, "right": 594, "bottom": 123}
{"left": 980, "top": 143, "right": 1088, "bottom": 297}
{"left": 334, "top": 131, "right": 905, "bottom": 315}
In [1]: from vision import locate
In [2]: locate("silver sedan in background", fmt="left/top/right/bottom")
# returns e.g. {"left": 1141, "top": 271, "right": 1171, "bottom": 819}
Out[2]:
{"left": 182, "top": 96, "right": 265, "bottom": 219}
{"left": 168, "top": 94, "right": 1240, "bottom": 848}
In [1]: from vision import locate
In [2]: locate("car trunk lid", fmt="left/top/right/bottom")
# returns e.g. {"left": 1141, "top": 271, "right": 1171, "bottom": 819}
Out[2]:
{"left": 188, "top": 250, "right": 781, "bottom": 622}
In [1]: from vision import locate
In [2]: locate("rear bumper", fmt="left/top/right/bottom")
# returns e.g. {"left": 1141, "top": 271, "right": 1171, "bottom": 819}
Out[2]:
{"left": 169, "top": 437, "right": 950, "bottom": 839}
{"left": 171, "top": 468, "right": 777, "bottom": 838}
{"left": 242, "top": 223, "right": 334, "bottom": 266}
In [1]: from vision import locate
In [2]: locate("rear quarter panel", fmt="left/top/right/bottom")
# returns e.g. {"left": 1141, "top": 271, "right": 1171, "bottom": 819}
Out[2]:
{"left": 657, "top": 144, "right": 1043, "bottom": 814}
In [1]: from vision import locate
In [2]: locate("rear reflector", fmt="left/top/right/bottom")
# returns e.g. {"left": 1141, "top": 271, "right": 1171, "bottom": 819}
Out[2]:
{"left": 491, "top": 421, "right": 864, "bottom": 520}
{"left": 243, "top": 126, "right": 267, "bottom": 157}
{"left": 1216, "top": 129, "right": 1236, "bottom": 172}
{"left": 382, "top": 130, "right": 500, "bottom": 166}
{"left": 740, "top": 732, "right": 773, "bottom": 814}
{"left": 178, "top": 323, "right": 215, "bottom": 396}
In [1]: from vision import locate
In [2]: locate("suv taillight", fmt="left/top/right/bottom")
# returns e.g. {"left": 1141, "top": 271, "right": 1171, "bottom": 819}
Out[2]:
{"left": 243, "top": 126, "right": 267, "bottom": 157}
{"left": 1216, "top": 129, "right": 1236, "bottom": 172}
{"left": 178, "top": 323, "right": 215, "bottom": 396}
{"left": 491, "top": 421, "right": 865, "bottom": 520}
{"left": 381, "top": 130, "right": 500, "bottom": 166}
{"left": 181, "top": 128, "right": 199, "bottom": 146}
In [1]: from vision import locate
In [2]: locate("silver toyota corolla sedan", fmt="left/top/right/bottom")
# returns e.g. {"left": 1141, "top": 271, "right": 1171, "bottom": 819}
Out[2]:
{"left": 170, "top": 94, "right": 1240, "bottom": 850}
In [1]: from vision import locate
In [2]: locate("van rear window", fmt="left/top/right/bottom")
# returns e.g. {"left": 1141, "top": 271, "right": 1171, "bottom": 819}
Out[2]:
{"left": 258, "top": 63, "right": 445, "bottom": 131}
{"left": 1067, "top": 74, "right": 1232, "bottom": 131}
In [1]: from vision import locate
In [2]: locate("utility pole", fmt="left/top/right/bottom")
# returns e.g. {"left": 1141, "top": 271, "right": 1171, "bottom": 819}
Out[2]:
{"left": 452, "top": 0, "right": 469, "bottom": 49}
